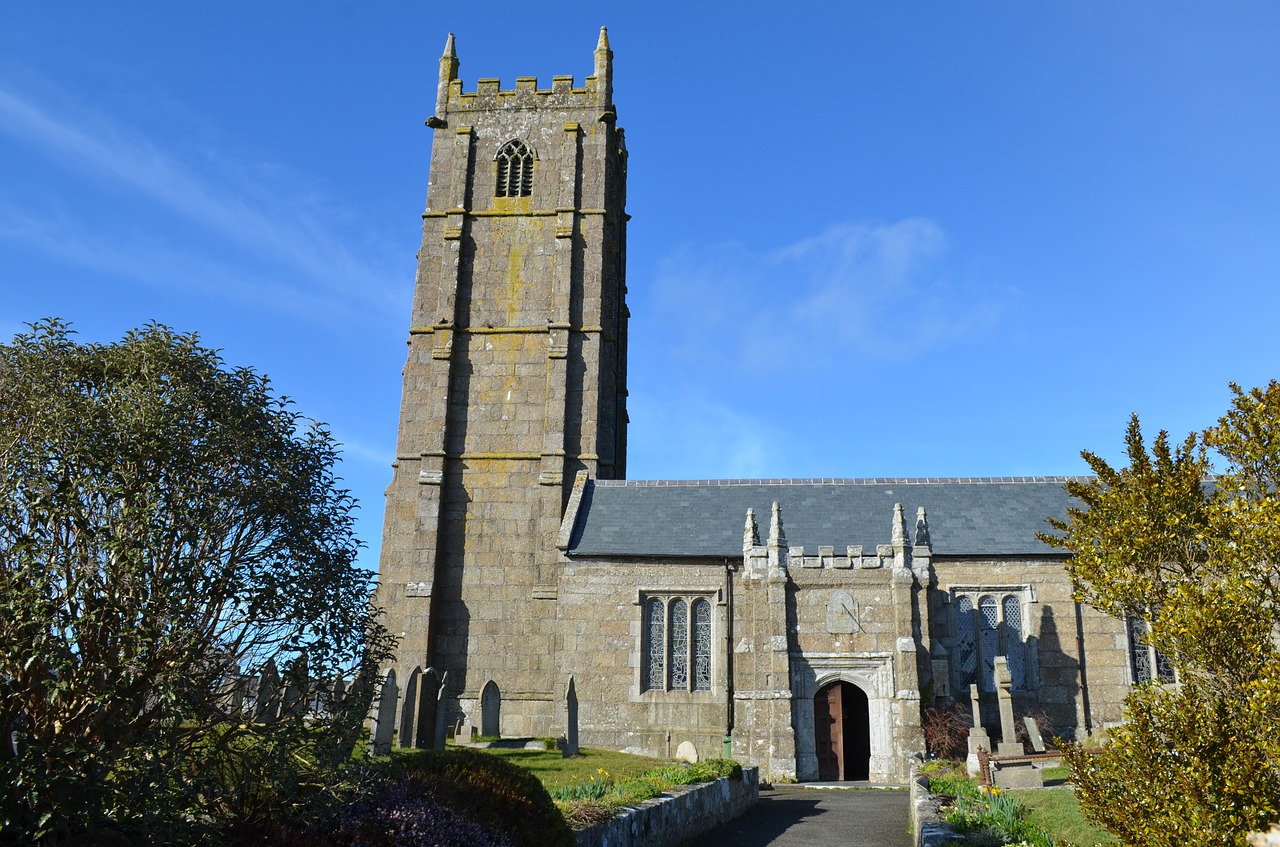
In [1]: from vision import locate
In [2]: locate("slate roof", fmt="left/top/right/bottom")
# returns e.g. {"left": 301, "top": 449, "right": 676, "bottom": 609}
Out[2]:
{"left": 565, "top": 477, "right": 1085, "bottom": 559}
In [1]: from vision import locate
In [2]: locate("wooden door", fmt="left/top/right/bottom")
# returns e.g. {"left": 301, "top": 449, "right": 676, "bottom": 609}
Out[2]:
{"left": 814, "top": 682, "right": 844, "bottom": 780}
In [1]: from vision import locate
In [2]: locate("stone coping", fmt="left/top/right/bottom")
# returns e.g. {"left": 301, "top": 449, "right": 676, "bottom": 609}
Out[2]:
{"left": 574, "top": 768, "right": 759, "bottom": 847}
{"left": 909, "top": 763, "right": 962, "bottom": 847}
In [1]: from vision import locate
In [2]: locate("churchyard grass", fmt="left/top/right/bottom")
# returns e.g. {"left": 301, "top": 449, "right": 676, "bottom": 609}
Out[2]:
{"left": 924, "top": 760, "right": 1118, "bottom": 846}
{"left": 462, "top": 745, "right": 742, "bottom": 829}
{"left": 1010, "top": 788, "right": 1118, "bottom": 846}
{"left": 463, "top": 745, "right": 664, "bottom": 789}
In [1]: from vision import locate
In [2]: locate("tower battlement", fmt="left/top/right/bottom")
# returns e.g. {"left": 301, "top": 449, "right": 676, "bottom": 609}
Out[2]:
{"left": 432, "top": 29, "right": 613, "bottom": 119}
{"left": 444, "top": 75, "right": 603, "bottom": 109}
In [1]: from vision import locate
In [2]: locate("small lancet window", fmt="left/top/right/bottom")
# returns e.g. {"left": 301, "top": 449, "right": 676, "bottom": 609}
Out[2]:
{"left": 495, "top": 139, "right": 535, "bottom": 197}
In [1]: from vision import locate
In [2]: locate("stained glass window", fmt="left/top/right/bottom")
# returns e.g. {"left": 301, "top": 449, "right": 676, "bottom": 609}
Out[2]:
{"left": 669, "top": 599, "right": 689, "bottom": 689}
{"left": 955, "top": 595, "right": 976, "bottom": 690}
{"left": 1002, "top": 596, "right": 1025, "bottom": 689}
{"left": 693, "top": 599, "right": 712, "bottom": 691}
{"left": 954, "top": 591, "right": 1033, "bottom": 696}
{"left": 1128, "top": 616, "right": 1176, "bottom": 685}
{"left": 979, "top": 596, "right": 1000, "bottom": 692}
{"left": 644, "top": 598, "right": 665, "bottom": 691}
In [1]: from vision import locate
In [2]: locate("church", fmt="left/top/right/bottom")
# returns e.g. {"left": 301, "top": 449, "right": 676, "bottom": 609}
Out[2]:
{"left": 374, "top": 30, "right": 1146, "bottom": 784}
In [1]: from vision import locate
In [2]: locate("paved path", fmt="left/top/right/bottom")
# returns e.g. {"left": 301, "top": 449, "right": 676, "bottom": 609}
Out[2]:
{"left": 688, "top": 784, "right": 912, "bottom": 847}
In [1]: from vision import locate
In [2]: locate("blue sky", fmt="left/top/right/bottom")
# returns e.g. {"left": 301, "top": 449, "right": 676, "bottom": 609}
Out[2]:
{"left": 4, "top": 3, "right": 1280, "bottom": 570}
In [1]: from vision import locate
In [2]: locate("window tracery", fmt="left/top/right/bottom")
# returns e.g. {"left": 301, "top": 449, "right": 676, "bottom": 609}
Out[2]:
{"left": 495, "top": 139, "right": 535, "bottom": 197}
{"left": 952, "top": 590, "right": 1029, "bottom": 692}
{"left": 1127, "top": 617, "right": 1176, "bottom": 685}
{"left": 641, "top": 594, "right": 714, "bottom": 692}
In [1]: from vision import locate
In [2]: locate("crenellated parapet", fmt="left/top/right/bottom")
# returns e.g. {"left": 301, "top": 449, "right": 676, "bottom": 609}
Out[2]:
{"left": 430, "top": 27, "right": 614, "bottom": 122}
{"left": 741, "top": 500, "right": 935, "bottom": 577}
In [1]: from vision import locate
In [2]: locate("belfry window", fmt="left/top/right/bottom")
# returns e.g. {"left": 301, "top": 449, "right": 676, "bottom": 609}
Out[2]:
{"left": 953, "top": 591, "right": 1028, "bottom": 692}
{"left": 642, "top": 595, "right": 713, "bottom": 692}
{"left": 495, "top": 139, "right": 535, "bottom": 197}
{"left": 1127, "top": 617, "right": 1176, "bottom": 685}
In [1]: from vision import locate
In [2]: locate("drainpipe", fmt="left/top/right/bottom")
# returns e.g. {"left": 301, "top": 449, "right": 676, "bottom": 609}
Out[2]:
{"left": 724, "top": 557, "right": 735, "bottom": 758}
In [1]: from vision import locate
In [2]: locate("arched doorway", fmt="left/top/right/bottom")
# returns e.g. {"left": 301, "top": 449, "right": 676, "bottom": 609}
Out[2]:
{"left": 813, "top": 680, "right": 871, "bottom": 781}
{"left": 480, "top": 680, "right": 501, "bottom": 738}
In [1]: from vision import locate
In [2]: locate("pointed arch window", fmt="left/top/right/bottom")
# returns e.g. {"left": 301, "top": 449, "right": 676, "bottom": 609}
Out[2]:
{"left": 641, "top": 593, "right": 715, "bottom": 693}
{"left": 495, "top": 139, "right": 535, "bottom": 197}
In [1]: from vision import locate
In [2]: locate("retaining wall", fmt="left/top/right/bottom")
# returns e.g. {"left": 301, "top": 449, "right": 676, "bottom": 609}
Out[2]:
{"left": 909, "top": 763, "right": 961, "bottom": 847}
{"left": 574, "top": 768, "right": 759, "bottom": 847}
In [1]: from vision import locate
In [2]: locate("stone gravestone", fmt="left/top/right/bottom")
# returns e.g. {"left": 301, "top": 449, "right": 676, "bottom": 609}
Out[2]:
{"left": 416, "top": 667, "right": 442, "bottom": 750}
{"left": 559, "top": 676, "right": 579, "bottom": 758}
{"left": 399, "top": 667, "right": 421, "bottom": 748}
{"left": 989, "top": 658, "right": 1043, "bottom": 788}
{"left": 255, "top": 659, "right": 281, "bottom": 724}
{"left": 280, "top": 656, "right": 307, "bottom": 719}
{"left": 432, "top": 670, "right": 449, "bottom": 751}
{"left": 676, "top": 741, "right": 699, "bottom": 764}
{"left": 370, "top": 670, "right": 398, "bottom": 756}
{"left": 965, "top": 683, "right": 992, "bottom": 777}
{"left": 1023, "top": 716, "right": 1046, "bottom": 753}
{"left": 994, "top": 657, "right": 1023, "bottom": 756}
{"left": 330, "top": 677, "right": 347, "bottom": 716}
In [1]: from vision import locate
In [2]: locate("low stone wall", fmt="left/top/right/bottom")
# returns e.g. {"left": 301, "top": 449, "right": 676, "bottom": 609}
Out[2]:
{"left": 574, "top": 768, "right": 759, "bottom": 847}
{"left": 909, "top": 763, "right": 960, "bottom": 847}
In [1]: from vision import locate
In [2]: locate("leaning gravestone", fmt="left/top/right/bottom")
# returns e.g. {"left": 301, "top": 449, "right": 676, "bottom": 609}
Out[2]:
{"left": 1023, "top": 716, "right": 1046, "bottom": 753}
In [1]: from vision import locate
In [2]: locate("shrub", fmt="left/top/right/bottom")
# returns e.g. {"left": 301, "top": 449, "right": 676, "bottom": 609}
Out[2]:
{"left": 387, "top": 748, "right": 574, "bottom": 847}
{"left": 332, "top": 781, "right": 513, "bottom": 847}
{"left": 227, "top": 748, "right": 574, "bottom": 847}
{"left": 922, "top": 702, "right": 972, "bottom": 760}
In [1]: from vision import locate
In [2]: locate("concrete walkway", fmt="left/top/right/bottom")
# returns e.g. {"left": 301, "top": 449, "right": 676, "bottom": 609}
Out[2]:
{"left": 687, "top": 783, "right": 912, "bottom": 847}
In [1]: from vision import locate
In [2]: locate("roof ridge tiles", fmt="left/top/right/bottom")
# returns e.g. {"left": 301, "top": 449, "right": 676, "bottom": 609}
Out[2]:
{"left": 594, "top": 476, "right": 1091, "bottom": 488}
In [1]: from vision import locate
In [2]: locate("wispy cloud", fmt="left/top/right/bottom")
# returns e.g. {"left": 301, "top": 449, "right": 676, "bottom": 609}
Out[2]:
{"left": 330, "top": 430, "right": 395, "bottom": 470}
{"left": 640, "top": 218, "right": 1013, "bottom": 373}
{"left": 0, "top": 73, "right": 403, "bottom": 323}
{"left": 625, "top": 218, "right": 1018, "bottom": 477}
{"left": 0, "top": 202, "right": 387, "bottom": 329}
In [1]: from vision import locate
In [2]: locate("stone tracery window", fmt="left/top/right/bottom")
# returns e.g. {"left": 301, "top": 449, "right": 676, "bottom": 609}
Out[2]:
{"left": 1127, "top": 617, "right": 1175, "bottom": 685}
{"left": 641, "top": 594, "right": 713, "bottom": 693}
{"left": 495, "top": 139, "right": 535, "bottom": 197}
{"left": 693, "top": 599, "right": 712, "bottom": 691}
{"left": 669, "top": 599, "right": 689, "bottom": 689}
{"left": 644, "top": 598, "right": 665, "bottom": 690}
{"left": 953, "top": 590, "right": 1029, "bottom": 692}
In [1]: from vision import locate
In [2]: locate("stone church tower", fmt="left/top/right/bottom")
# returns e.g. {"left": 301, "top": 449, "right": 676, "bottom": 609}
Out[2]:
{"left": 377, "top": 29, "right": 628, "bottom": 738}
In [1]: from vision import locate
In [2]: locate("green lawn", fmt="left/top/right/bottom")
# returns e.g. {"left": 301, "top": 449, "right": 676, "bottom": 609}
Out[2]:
{"left": 1010, "top": 787, "right": 1119, "bottom": 846}
{"left": 463, "top": 744, "right": 666, "bottom": 790}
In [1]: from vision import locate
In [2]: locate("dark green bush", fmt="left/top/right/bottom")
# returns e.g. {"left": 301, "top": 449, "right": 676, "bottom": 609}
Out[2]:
{"left": 388, "top": 749, "right": 574, "bottom": 847}
{"left": 226, "top": 748, "right": 573, "bottom": 847}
